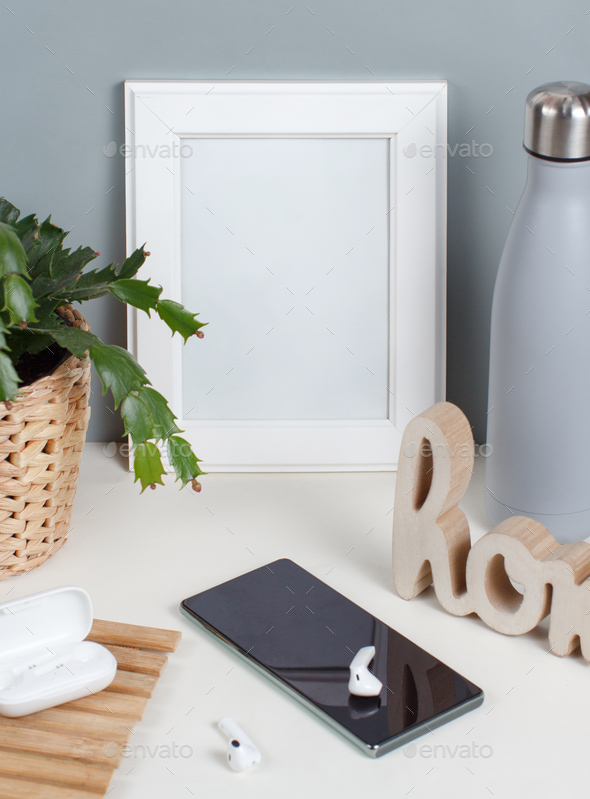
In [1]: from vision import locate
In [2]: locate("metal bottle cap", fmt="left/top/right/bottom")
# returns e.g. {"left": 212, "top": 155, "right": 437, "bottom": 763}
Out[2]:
{"left": 524, "top": 81, "right": 590, "bottom": 161}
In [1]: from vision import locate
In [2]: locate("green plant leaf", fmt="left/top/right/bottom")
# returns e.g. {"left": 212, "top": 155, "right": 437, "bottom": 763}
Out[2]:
{"left": 50, "top": 245, "right": 98, "bottom": 282}
{"left": 120, "top": 387, "right": 182, "bottom": 445}
{"left": 0, "top": 351, "right": 20, "bottom": 401}
{"left": 61, "top": 263, "right": 120, "bottom": 303}
{"left": 43, "top": 326, "right": 101, "bottom": 358}
{"left": 3, "top": 274, "right": 38, "bottom": 324}
{"left": 31, "top": 270, "right": 89, "bottom": 300}
{"left": 14, "top": 214, "right": 39, "bottom": 252}
{"left": 167, "top": 435, "right": 205, "bottom": 487}
{"left": 89, "top": 344, "right": 149, "bottom": 408}
{"left": 0, "top": 223, "right": 28, "bottom": 278}
{"left": 133, "top": 441, "right": 166, "bottom": 492}
{"left": 76, "top": 265, "right": 119, "bottom": 288}
{"left": 63, "top": 287, "right": 111, "bottom": 303}
{"left": 29, "top": 277, "right": 55, "bottom": 299}
{"left": 0, "top": 199, "right": 20, "bottom": 227}
{"left": 118, "top": 247, "right": 147, "bottom": 279}
{"left": 8, "top": 328, "right": 54, "bottom": 361}
{"left": 26, "top": 217, "right": 67, "bottom": 279}
{"left": 136, "top": 386, "right": 181, "bottom": 439}
{"left": 156, "top": 299, "right": 206, "bottom": 343}
{"left": 109, "top": 278, "right": 162, "bottom": 314}
{"left": 120, "top": 392, "right": 155, "bottom": 444}
{"left": 0, "top": 320, "right": 8, "bottom": 351}
{"left": 34, "top": 297, "right": 63, "bottom": 318}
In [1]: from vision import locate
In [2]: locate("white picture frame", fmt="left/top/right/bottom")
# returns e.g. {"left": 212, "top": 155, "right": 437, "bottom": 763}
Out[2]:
{"left": 125, "top": 81, "right": 447, "bottom": 471}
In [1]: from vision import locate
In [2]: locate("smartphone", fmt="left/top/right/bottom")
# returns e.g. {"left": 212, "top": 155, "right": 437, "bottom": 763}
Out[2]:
{"left": 180, "top": 559, "right": 483, "bottom": 758}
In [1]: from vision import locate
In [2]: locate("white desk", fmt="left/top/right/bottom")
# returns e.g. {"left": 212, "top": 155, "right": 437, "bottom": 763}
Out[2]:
{"left": 4, "top": 445, "right": 588, "bottom": 798}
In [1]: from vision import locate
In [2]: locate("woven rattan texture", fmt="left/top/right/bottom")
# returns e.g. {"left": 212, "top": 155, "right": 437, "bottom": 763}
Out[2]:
{"left": 0, "top": 306, "right": 91, "bottom": 580}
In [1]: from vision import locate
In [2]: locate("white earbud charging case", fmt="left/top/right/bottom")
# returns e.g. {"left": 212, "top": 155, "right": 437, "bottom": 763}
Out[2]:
{"left": 0, "top": 586, "right": 117, "bottom": 717}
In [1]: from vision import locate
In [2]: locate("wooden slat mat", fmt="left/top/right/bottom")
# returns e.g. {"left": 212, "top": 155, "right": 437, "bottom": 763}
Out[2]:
{"left": 0, "top": 619, "right": 181, "bottom": 798}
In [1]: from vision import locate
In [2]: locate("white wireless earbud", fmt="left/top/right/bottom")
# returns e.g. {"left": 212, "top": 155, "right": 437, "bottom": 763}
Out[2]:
{"left": 218, "top": 717, "right": 261, "bottom": 772}
{"left": 348, "top": 645, "right": 383, "bottom": 697}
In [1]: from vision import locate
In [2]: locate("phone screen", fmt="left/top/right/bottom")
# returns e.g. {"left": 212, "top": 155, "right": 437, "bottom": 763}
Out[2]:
{"left": 181, "top": 559, "right": 483, "bottom": 756}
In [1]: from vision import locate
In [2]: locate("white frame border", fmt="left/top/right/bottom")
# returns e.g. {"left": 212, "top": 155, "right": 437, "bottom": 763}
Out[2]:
{"left": 125, "top": 81, "right": 447, "bottom": 471}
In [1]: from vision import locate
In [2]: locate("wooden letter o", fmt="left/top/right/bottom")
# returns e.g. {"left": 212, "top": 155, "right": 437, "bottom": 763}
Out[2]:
{"left": 466, "top": 517, "right": 553, "bottom": 635}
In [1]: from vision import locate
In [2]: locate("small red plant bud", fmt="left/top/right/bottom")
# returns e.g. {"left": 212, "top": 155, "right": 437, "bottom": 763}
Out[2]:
{"left": 196, "top": 330, "right": 204, "bottom": 339}
{"left": 5, "top": 401, "right": 13, "bottom": 411}
{"left": 19, "top": 322, "right": 27, "bottom": 329}
{"left": 144, "top": 250, "right": 151, "bottom": 257}
{"left": 191, "top": 479, "right": 202, "bottom": 493}
{"left": 95, "top": 251, "right": 100, "bottom": 256}
{"left": 150, "top": 483, "right": 157, "bottom": 490}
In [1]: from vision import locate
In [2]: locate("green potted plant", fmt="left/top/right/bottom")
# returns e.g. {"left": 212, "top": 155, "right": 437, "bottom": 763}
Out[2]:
{"left": 0, "top": 197, "right": 205, "bottom": 579}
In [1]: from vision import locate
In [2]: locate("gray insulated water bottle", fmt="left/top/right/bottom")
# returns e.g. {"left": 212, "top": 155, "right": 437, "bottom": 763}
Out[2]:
{"left": 486, "top": 81, "right": 590, "bottom": 544}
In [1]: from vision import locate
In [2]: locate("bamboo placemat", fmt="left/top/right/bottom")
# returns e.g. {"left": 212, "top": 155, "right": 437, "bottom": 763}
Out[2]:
{"left": 0, "top": 619, "right": 182, "bottom": 798}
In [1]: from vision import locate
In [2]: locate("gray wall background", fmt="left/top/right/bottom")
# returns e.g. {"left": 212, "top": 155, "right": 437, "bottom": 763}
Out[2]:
{"left": 1, "top": 0, "right": 589, "bottom": 443}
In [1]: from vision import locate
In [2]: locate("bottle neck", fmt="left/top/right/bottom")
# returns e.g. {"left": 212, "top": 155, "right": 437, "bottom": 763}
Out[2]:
{"left": 525, "top": 151, "right": 590, "bottom": 196}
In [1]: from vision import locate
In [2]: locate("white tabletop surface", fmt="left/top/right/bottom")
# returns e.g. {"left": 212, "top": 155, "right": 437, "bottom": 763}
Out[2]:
{"left": 4, "top": 444, "right": 588, "bottom": 798}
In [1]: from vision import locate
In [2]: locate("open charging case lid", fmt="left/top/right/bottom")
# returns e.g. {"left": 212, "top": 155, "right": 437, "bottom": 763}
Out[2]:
{"left": 0, "top": 586, "right": 94, "bottom": 660}
{"left": 0, "top": 586, "right": 117, "bottom": 717}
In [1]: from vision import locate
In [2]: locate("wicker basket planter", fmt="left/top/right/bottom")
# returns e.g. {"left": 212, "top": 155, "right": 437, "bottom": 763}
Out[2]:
{"left": 0, "top": 306, "right": 91, "bottom": 580}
